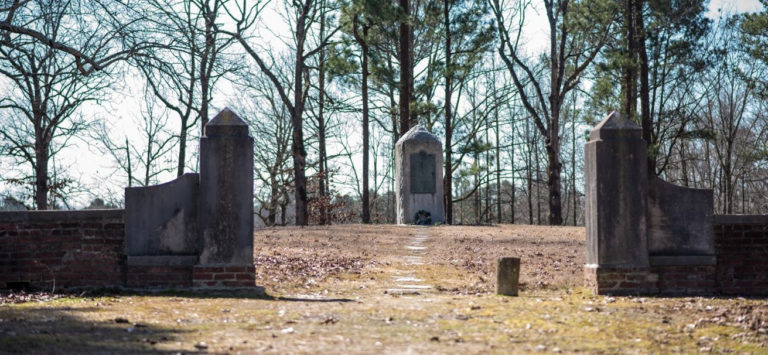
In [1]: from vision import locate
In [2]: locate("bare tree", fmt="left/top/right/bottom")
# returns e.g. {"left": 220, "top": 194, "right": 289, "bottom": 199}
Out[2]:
{"left": 136, "top": 0, "right": 238, "bottom": 177}
{"left": 700, "top": 19, "right": 767, "bottom": 214}
{"left": 232, "top": 68, "right": 294, "bottom": 226}
{"left": 92, "top": 94, "right": 176, "bottom": 187}
{"left": 0, "top": 1, "right": 124, "bottom": 209}
{"left": 218, "top": 0, "right": 338, "bottom": 225}
{"left": 0, "top": 0, "right": 145, "bottom": 75}
{"left": 491, "top": 0, "right": 614, "bottom": 224}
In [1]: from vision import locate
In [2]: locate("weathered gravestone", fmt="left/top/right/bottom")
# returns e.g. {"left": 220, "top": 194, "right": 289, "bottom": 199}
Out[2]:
{"left": 395, "top": 125, "right": 445, "bottom": 225}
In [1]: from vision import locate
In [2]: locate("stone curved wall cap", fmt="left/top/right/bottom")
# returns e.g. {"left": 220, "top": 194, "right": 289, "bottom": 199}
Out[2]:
{"left": 205, "top": 108, "right": 249, "bottom": 137}
{"left": 396, "top": 124, "right": 441, "bottom": 145}
{"left": 589, "top": 111, "right": 641, "bottom": 141}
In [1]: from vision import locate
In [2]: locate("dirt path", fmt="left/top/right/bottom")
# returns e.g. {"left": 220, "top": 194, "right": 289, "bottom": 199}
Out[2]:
{"left": 386, "top": 228, "right": 432, "bottom": 295}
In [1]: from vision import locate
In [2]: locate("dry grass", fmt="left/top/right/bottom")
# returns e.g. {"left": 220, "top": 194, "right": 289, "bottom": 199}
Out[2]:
{"left": 1, "top": 224, "right": 766, "bottom": 353}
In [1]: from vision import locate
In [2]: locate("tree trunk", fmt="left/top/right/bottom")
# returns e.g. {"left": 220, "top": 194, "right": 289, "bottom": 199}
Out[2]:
{"left": 268, "top": 173, "right": 279, "bottom": 226}
{"left": 34, "top": 140, "right": 49, "bottom": 210}
{"left": 623, "top": 0, "right": 637, "bottom": 122}
{"left": 634, "top": 0, "right": 653, "bottom": 176}
{"left": 511, "top": 124, "right": 516, "bottom": 224}
{"left": 495, "top": 92, "right": 501, "bottom": 224}
{"left": 318, "top": 3, "right": 328, "bottom": 225}
{"left": 474, "top": 145, "right": 480, "bottom": 224}
{"left": 292, "top": 8, "right": 309, "bottom": 226}
{"left": 398, "top": 0, "right": 411, "bottom": 137}
{"left": 177, "top": 119, "right": 188, "bottom": 176}
{"left": 534, "top": 131, "right": 541, "bottom": 225}
{"left": 361, "top": 31, "right": 371, "bottom": 224}
{"left": 571, "top": 110, "right": 577, "bottom": 226}
{"left": 126, "top": 138, "right": 133, "bottom": 187}
{"left": 526, "top": 120, "right": 533, "bottom": 224}
{"left": 546, "top": 140, "right": 563, "bottom": 225}
{"left": 443, "top": 0, "right": 453, "bottom": 224}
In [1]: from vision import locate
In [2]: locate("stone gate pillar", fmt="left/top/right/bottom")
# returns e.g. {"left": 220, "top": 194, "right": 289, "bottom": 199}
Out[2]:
{"left": 194, "top": 108, "right": 255, "bottom": 288}
{"left": 584, "top": 112, "right": 656, "bottom": 294}
{"left": 395, "top": 125, "right": 445, "bottom": 225}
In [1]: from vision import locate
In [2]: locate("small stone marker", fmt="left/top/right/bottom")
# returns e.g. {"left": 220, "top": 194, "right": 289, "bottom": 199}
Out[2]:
{"left": 496, "top": 257, "right": 520, "bottom": 296}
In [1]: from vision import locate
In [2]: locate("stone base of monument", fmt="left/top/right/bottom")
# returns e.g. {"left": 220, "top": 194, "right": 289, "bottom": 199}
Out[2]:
{"left": 192, "top": 265, "right": 260, "bottom": 290}
{"left": 496, "top": 257, "right": 520, "bottom": 296}
{"left": 584, "top": 265, "right": 659, "bottom": 295}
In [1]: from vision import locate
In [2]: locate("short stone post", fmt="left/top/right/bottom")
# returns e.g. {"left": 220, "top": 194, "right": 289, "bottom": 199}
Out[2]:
{"left": 194, "top": 108, "right": 256, "bottom": 288}
{"left": 395, "top": 125, "right": 445, "bottom": 225}
{"left": 584, "top": 112, "right": 656, "bottom": 295}
{"left": 496, "top": 257, "right": 520, "bottom": 296}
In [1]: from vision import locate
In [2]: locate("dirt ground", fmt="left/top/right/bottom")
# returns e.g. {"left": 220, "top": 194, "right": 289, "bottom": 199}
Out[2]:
{"left": 1, "top": 224, "right": 767, "bottom": 354}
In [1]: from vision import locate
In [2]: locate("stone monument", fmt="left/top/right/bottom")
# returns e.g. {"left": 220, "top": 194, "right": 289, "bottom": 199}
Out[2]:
{"left": 124, "top": 108, "right": 258, "bottom": 290}
{"left": 193, "top": 109, "right": 255, "bottom": 288}
{"left": 584, "top": 112, "right": 657, "bottom": 294}
{"left": 584, "top": 111, "right": 717, "bottom": 295}
{"left": 395, "top": 125, "right": 445, "bottom": 225}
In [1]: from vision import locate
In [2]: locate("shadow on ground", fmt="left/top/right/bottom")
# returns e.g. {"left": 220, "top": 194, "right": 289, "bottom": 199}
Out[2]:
{"left": 68, "top": 288, "right": 357, "bottom": 303}
{"left": 0, "top": 306, "right": 189, "bottom": 354}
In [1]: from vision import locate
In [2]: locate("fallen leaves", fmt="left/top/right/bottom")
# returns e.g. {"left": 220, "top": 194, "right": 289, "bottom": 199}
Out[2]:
{"left": 254, "top": 253, "right": 376, "bottom": 288}
{"left": 0, "top": 291, "right": 60, "bottom": 305}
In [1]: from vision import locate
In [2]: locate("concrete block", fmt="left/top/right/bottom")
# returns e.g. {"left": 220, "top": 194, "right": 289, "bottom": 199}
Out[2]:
{"left": 648, "top": 177, "right": 714, "bottom": 256}
{"left": 125, "top": 173, "right": 199, "bottom": 256}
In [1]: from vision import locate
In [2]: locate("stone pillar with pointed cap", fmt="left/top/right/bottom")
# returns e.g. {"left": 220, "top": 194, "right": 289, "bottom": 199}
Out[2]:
{"left": 395, "top": 125, "right": 445, "bottom": 225}
{"left": 584, "top": 112, "right": 656, "bottom": 295}
{"left": 198, "top": 108, "right": 254, "bottom": 268}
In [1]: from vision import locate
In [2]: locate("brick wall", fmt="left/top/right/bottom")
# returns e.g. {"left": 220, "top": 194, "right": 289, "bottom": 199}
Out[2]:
{"left": 192, "top": 265, "right": 256, "bottom": 289}
{"left": 0, "top": 210, "right": 125, "bottom": 290}
{"left": 587, "top": 215, "right": 768, "bottom": 296}
{"left": 584, "top": 266, "right": 658, "bottom": 296}
{"left": 714, "top": 215, "right": 768, "bottom": 296}
{"left": 0, "top": 210, "right": 257, "bottom": 291}
{"left": 651, "top": 265, "right": 716, "bottom": 296}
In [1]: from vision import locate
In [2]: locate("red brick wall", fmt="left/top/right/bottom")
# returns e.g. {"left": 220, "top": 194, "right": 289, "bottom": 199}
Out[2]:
{"left": 0, "top": 210, "right": 125, "bottom": 290}
{"left": 652, "top": 265, "right": 716, "bottom": 296}
{"left": 1, "top": 210, "right": 258, "bottom": 291}
{"left": 714, "top": 215, "right": 768, "bottom": 296}
{"left": 192, "top": 265, "right": 256, "bottom": 289}
{"left": 584, "top": 266, "right": 659, "bottom": 295}
{"left": 126, "top": 265, "right": 192, "bottom": 288}
{"left": 588, "top": 216, "right": 768, "bottom": 296}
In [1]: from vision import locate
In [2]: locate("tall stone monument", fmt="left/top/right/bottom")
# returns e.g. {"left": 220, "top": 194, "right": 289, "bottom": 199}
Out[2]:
{"left": 584, "top": 112, "right": 656, "bottom": 294}
{"left": 194, "top": 108, "right": 255, "bottom": 288}
{"left": 395, "top": 125, "right": 445, "bottom": 225}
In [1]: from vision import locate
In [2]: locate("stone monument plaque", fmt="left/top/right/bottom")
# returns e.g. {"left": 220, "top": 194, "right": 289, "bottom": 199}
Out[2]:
{"left": 410, "top": 151, "right": 435, "bottom": 194}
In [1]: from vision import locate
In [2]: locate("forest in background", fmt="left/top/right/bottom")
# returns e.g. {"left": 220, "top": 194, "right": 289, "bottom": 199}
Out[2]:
{"left": 1, "top": 0, "right": 768, "bottom": 226}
